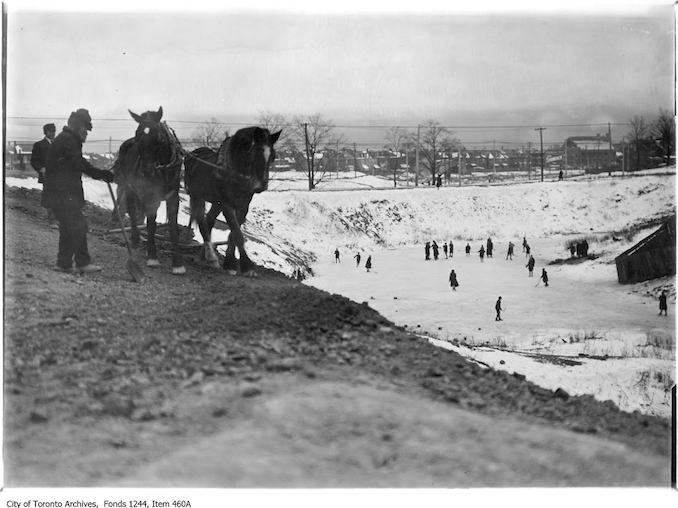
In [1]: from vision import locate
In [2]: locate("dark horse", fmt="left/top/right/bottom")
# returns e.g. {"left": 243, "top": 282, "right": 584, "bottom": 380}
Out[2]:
{"left": 113, "top": 106, "right": 186, "bottom": 274}
{"left": 184, "top": 127, "right": 281, "bottom": 275}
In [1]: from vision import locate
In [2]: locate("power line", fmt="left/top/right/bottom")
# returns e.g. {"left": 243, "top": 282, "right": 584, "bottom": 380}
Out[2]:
{"left": 6, "top": 115, "right": 631, "bottom": 129}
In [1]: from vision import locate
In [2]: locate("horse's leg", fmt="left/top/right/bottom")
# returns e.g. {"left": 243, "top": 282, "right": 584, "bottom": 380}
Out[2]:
{"left": 220, "top": 207, "right": 239, "bottom": 274}
{"left": 235, "top": 205, "right": 256, "bottom": 275}
{"left": 203, "top": 203, "right": 221, "bottom": 268}
{"left": 166, "top": 192, "right": 185, "bottom": 275}
{"left": 127, "top": 192, "right": 141, "bottom": 249}
{"left": 145, "top": 200, "right": 161, "bottom": 267}
{"left": 221, "top": 206, "right": 256, "bottom": 275}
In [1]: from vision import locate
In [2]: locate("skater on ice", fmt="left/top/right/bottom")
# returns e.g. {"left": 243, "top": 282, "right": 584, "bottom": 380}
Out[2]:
{"left": 478, "top": 245, "right": 485, "bottom": 262}
{"left": 448, "top": 269, "right": 459, "bottom": 291}
{"left": 448, "top": 241, "right": 454, "bottom": 257}
{"left": 354, "top": 252, "right": 361, "bottom": 267}
{"left": 365, "top": 255, "right": 372, "bottom": 272}
{"left": 539, "top": 268, "right": 549, "bottom": 287}
{"left": 659, "top": 290, "right": 668, "bottom": 316}
{"left": 526, "top": 255, "right": 535, "bottom": 277}
{"left": 465, "top": 243, "right": 471, "bottom": 256}
{"left": 334, "top": 248, "right": 340, "bottom": 263}
{"left": 495, "top": 296, "right": 503, "bottom": 321}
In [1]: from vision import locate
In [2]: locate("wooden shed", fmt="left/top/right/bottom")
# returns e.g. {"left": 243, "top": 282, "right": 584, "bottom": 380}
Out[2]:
{"left": 615, "top": 215, "right": 676, "bottom": 284}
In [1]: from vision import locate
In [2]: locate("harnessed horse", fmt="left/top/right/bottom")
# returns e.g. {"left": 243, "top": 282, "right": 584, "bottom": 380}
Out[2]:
{"left": 113, "top": 106, "right": 186, "bottom": 274}
{"left": 184, "top": 127, "right": 281, "bottom": 275}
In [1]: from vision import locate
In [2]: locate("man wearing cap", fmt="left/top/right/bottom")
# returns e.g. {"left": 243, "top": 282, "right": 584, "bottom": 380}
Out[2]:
{"left": 31, "top": 123, "right": 58, "bottom": 226}
{"left": 42, "top": 108, "right": 115, "bottom": 274}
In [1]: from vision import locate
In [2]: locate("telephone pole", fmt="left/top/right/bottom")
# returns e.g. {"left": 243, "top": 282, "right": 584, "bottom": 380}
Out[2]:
{"left": 415, "top": 124, "right": 421, "bottom": 187}
{"left": 535, "top": 127, "right": 546, "bottom": 182}
{"left": 303, "top": 123, "right": 312, "bottom": 190}
{"left": 353, "top": 142, "right": 358, "bottom": 178}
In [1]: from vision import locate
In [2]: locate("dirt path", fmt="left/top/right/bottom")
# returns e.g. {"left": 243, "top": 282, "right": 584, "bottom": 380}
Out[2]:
{"left": 2, "top": 185, "right": 672, "bottom": 487}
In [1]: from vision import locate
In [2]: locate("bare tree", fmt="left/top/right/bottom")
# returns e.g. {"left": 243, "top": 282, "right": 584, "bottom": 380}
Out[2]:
{"left": 420, "top": 120, "right": 453, "bottom": 183}
{"left": 257, "top": 112, "right": 294, "bottom": 149}
{"left": 651, "top": 109, "right": 675, "bottom": 167}
{"left": 291, "top": 114, "right": 335, "bottom": 190}
{"left": 627, "top": 115, "right": 648, "bottom": 171}
{"left": 191, "top": 117, "right": 228, "bottom": 149}
{"left": 384, "top": 126, "right": 410, "bottom": 188}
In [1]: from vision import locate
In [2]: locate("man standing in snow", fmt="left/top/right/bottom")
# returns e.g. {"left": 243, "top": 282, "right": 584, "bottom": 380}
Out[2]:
{"left": 495, "top": 296, "right": 503, "bottom": 321}
{"left": 526, "top": 255, "right": 535, "bottom": 277}
{"left": 432, "top": 241, "right": 439, "bottom": 260}
{"left": 448, "top": 241, "right": 454, "bottom": 258}
{"left": 659, "top": 291, "right": 668, "bottom": 316}
{"left": 478, "top": 245, "right": 485, "bottom": 262}
{"left": 42, "top": 108, "right": 115, "bottom": 274}
{"left": 539, "top": 268, "right": 549, "bottom": 287}
{"left": 525, "top": 243, "right": 531, "bottom": 257}
{"left": 449, "top": 269, "right": 459, "bottom": 291}
{"left": 465, "top": 243, "right": 471, "bottom": 256}
{"left": 443, "top": 242, "right": 448, "bottom": 259}
{"left": 522, "top": 236, "right": 528, "bottom": 253}
{"left": 334, "top": 248, "right": 340, "bottom": 263}
{"left": 506, "top": 241, "right": 515, "bottom": 260}
{"left": 354, "top": 252, "right": 361, "bottom": 267}
{"left": 486, "top": 237, "right": 493, "bottom": 258}
{"left": 425, "top": 241, "right": 431, "bottom": 260}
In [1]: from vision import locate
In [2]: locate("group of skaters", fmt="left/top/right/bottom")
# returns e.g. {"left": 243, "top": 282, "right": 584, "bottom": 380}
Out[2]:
{"left": 438, "top": 236, "right": 549, "bottom": 321}
{"left": 569, "top": 239, "right": 590, "bottom": 258}
{"left": 424, "top": 240, "right": 454, "bottom": 261}
{"left": 333, "top": 248, "right": 372, "bottom": 272}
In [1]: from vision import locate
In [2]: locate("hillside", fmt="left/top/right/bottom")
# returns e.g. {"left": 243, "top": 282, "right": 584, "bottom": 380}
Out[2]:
{"left": 2, "top": 184, "right": 672, "bottom": 487}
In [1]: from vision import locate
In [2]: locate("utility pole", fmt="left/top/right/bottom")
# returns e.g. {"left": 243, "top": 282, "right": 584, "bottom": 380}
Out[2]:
{"left": 353, "top": 142, "right": 358, "bottom": 178}
{"left": 535, "top": 127, "right": 546, "bottom": 182}
{"left": 415, "top": 124, "right": 420, "bottom": 187}
{"left": 607, "top": 122, "right": 612, "bottom": 170}
{"left": 303, "top": 123, "right": 312, "bottom": 190}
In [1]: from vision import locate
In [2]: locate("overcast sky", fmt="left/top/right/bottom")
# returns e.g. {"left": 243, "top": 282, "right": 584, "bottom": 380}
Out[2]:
{"left": 5, "top": 1, "right": 675, "bottom": 150}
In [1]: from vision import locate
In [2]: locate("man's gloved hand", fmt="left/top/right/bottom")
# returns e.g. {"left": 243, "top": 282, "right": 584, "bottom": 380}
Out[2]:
{"left": 101, "top": 170, "right": 115, "bottom": 183}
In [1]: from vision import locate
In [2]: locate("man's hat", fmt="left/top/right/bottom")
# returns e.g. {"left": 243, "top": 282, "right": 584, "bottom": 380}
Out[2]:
{"left": 43, "top": 123, "right": 56, "bottom": 133}
{"left": 67, "top": 108, "right": 93, "bottom": 130}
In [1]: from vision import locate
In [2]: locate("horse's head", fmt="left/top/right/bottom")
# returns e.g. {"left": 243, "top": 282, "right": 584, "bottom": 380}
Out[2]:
{"left": 229, "top": 127, "right": 282, "bottom": 193}
{"left": 129, "top": 106, "right": 165, "bottom": 151}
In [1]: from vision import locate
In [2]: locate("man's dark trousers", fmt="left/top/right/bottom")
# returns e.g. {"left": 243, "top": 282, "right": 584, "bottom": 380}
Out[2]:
{"left": 52, "top": 206, "right": 91, "bottom": 269}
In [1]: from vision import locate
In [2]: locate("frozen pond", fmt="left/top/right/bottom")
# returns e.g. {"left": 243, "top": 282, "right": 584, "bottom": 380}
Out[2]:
{"left": 307, "top": 239, "right": 675, "bottom": 417}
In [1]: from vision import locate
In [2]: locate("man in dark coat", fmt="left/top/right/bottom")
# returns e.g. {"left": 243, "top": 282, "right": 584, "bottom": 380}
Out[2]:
{"left": 526, "top": 255, "right": 535, "bottom": 276}
{"left": 432, "top": 241, "right": 439, "bottom": 260}
{"left": 425, "top": 241, "right": 431, "bottom": 260}
{"left": 31, "top": 123, "right": 57, "bottom": 226}
{"left": 42, "top": 108, "right": 114, "bottom": 273}
{"left": 334, "top": 248, "right": 340, "bottom": 263}
{"left": 540, "top": 268, "right": 549, "bottom": 287}
{"left": 495, "top": 296, "right": 503, "bottom": 321}
{"left": 31, "top": 123, "right": 56, "bottom": 183}
{"left": 449, "top": 269, "right": 459, "bottom": 291}
{"left": 478, "top": 245, "right": 485, "bottom": 262}
{"left": 486, "top": 237, "right": 493, "bottom": 258}
{"left": 354, "top": 252, "right": 361, "bottom": 267}
{"left": 448, "top": 241, "right": 453, "bottom": 258}
{"left": 465, "top": 243, "right": 471, "bottom": 256}
{"left": 659, "top": 291, "right": 668, "bottom": 316}
{"left": 365, "top": 255, "right": 372, "bottom": 272}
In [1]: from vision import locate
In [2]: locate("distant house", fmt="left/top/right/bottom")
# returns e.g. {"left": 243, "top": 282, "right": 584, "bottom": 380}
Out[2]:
{"left": 614, "top": 216, "right": 676, "bottom": 284}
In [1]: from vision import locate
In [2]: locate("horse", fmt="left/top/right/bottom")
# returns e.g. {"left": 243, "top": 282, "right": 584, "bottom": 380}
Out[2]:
{"left": 113, "top": 106, "right": 186, "bottom": 274}
{"left": 184, "top": 126, "right": 281, "bottom": 275}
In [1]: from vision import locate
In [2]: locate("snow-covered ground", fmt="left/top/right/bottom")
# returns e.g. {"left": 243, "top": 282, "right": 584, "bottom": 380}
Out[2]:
{"left": 6, "top": 167, "right": 675, "bottom": 417}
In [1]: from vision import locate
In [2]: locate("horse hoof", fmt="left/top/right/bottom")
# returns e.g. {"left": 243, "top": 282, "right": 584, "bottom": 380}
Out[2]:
{"left": 172, "top": 266, "right": 186, "bottom": 275}
{"left": 146, "top": 259, "right": 161, "bottom": 267}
